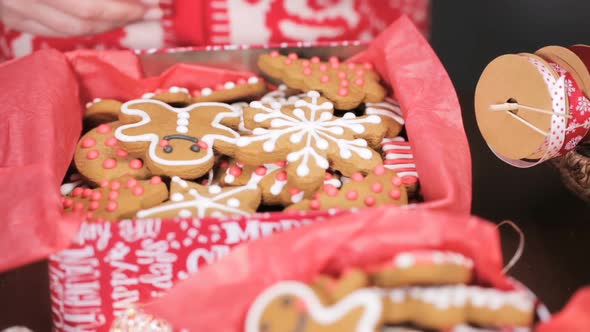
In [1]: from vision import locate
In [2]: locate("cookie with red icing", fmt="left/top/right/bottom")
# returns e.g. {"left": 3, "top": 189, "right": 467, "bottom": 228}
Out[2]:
{"left": 136, "top": 176, "right": 261, "bottom": 219}
{"left": 62, "top": 175, "right": 168, "bottom": 222}
{"left": 191, "top": 76, "right": 267, "bottom": 103}
{"left": 74, "top": 121, "right": 150, "bottom": 185}
{"left": 258, "top": 52, "right": 387, "bottom": 110}
{"left": 115, "top": 99, "right": 241, "bottom": 179}
{"left": 235, "top": 91, "right": 386, "bottom": 200}
{"left": 380, "top": 137, "right": 420, "bottom": 195}
{"left": 286, "top": 165, "right": 407, "bottom": 212}
{"left": 84, "top": 98, "right": 122, "bottom": 128}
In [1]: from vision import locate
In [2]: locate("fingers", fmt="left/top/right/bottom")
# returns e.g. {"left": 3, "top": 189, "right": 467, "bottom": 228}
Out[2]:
{"left": 43, "top": 0, "right": 151, "bottom": 24}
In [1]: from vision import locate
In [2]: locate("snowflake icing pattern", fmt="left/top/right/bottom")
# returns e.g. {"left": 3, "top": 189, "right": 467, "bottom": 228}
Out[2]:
{"left": 576, "top": 97, "right": 590, "bottom": 115}
{"left": 236, "top": 91, "right": 382, "bottom": 178}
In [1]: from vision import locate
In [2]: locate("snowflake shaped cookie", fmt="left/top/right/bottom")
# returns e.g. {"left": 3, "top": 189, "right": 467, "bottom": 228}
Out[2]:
{"left": 136, "top": 176, "right": 261, "bottom": 219}
{"left": 235, "top": 91, "right": 386, "bottom": 196}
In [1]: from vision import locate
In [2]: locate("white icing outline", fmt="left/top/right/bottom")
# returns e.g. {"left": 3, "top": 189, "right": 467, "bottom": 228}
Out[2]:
{"left": 245, "top": 281, "right": 382, "bottom": 332}
{"left": 115, "top": 99, "right": 240, "bottom": 167}
{"left": 365, "top": 97, "right": 405, "bottom": 125}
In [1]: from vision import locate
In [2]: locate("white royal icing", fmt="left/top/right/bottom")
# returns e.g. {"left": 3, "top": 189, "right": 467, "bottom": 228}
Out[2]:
{"left": 365, "top": 97, "right": 405, "bottom": 125}
{"left": 236, "top": 91, "right": 380, "bottom": 177}
{"left": 245, "top": 281, "right": 382, "bottom": 332}
{"left": 393, "top": 251, "right": 474, "bottom": 269}
{"left": 115, "top": 99, "right": 240, "bottom": 167}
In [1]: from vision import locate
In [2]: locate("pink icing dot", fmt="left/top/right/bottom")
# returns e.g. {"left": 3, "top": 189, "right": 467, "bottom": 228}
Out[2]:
{"left": 331, "top": 62, "right": 340, "bottom": 69}
{"left": 95, "top": 217, "right": 105, "bottom": 223}
{"left": 86, "top": 150, "right": 100, "bottom": 160}
{"left": 237, "top": 78, "right": 247, "bottom": 85}
{"left": 89, "top": 201, "right": 100, "bottom": 211}
{"left": 289, "top": 187, "right": 302, "bottom": 195}
{"left": 356, "top": 69, "right": 365, "bottom": 76}
{"left": 73, "top": 202, "right": 84, "bottom": 212}
{"left": 338, "top": 88, "right": 348, "bottom": 96}
{"left": 275, "top": 161, "right": 286, "bottom": 167}
{"left": 389, "top": 188, "right": 402, "bottom": 200}
{"left": 320, "top": 75, "right": 330, "bottom": 83}
{"left": 363, "top": 62, "right": 373, "bottom": 70}
{"left": 302, "top": 60, "right": 310, "bottom": 67}
{"left": 108, "top": 191, "right": 119, "bottom": 200}
{"left": 355, "top": 78, "right": 365, "bottom": 86}
{"left": 110, "top": 181, "right": 121, "bottom": 191}
{"left": 337, "top": 71, "right": 347, "bottom": 79}
{"left": 105, "top": 137, "right": 118, "bottom": 147}
{"left": 220, "top": 161, "right": 229, "bottom": 169}
{"left": 106, "top": 201, "right": 118, "bottom": 212}
{"left": 159, "top": 139, "right": 169, "bottom": 147}
{"left": 103, "top": 158, "right": 117, "bottom": 169}
{"left": 364, "top": 196, "right": 376, "bottom": 207}
{"left": 91, "top": 191, "right": 102, "bottom": 201}
{"left": 197, "top": 141, "right": 209, "bottom": 150}
{"left": 345, "top": 190, "right": 358, "bottom": 201}
{"left": 392, "top": 177, "right": 403, "bottom": 187}
{"left": 126, "top": 178, "right": 138, "bottom": 188}
{"left": 100, "top": 180, "right": 109, "bottom": 188}
{"left": 96, "top": 124, "right": 111, "bottom": 134}
{"left": 81, "top": 138, "right": 96, "bottom": 148}
{"left": 150, "top": 176, "right": 162, "bottom": 185}
{"left": 319, "top": 64, "right": 328, "bottom": 72}
{"left": 129, "top": 159, "right": 143, "bottom": 170}
{"left": 329, "top": 56, "right": 339, "bottom": 64}
{"left": 347, "top": 63, "right": 355, "bottom": 70}
{"left": 132, "top": 186, "right": 144, "bottom": 196}
{"left": 303, "top": 67, "right": 313, "bottom": 76}
{"left": 72, "top": 187, "right": 83, "bottom": 197}
{"left": 351, "top": 172, "right": 364, "bottom": 182}
{"left": 373, "top": 165, "right": 386, "bottom": 175}
{"left": 275, "top": 171, "right": 287, "bottom": 181}
{"left": 309, "top": 200, "right": 321, "bottom": 210}
{"left": 340, "top": 80, "right": 349, "bottom": 87}
{"left": 86, "top": 212, "right": 94, "bottom": 220}
{"left": 82, "top": 188, "right": 93, "bottom": 198}
{"left": 311, "top": 56, "right": 320, "bottom": 63}
{"left": 116, "top": 149, "right": 129, "bottom": 157}
{"left": 63, "top": 198, "right": 73, "bottom": 208}
{"left": 229, "top": 166, "right": 242, "bottom": 177}
{"left": 324, "top": 173, "right": 333, "bottom": 180}
{"left": 288, "top": 53, "right": 298, "bottom": 60}
{"left": 269, "top": 51, "right": 279, "bottom": 57}
{"left": 324, "top": 185, "right": 339, "bottom": 197}
{"left": 371, "top": 182, "right": 383, "bottom": 193}
{"left": 284, "top": 59, "right": 293, "bottom": 65}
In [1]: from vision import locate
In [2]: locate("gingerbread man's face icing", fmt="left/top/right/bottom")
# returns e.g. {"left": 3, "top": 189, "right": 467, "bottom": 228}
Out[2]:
{"left": 115, "top": 99, "right": 240, "bottom": 179}
{"left": 245, "top": 281, "right": 382, "bottom": 332}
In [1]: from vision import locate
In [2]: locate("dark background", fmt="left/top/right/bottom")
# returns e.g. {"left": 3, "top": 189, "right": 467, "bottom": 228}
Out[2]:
{"left": 1, "top": 1, "right": 590, "bottom": 330}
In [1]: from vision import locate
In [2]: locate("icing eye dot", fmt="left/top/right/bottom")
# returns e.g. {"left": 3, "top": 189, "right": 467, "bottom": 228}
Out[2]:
{"left": 81, "top": 138, "right": 96, "bottom": 148}
{"left": 309, "top": 200, "right": 321, "bottom": 210}
{"left": 190, "top": 144, "right": 201, "bottom": 152}
{"left": 163, "top": 146, "right": 173, "bottom": 153}
{"left": 96, "top": 124, "right": 111, "bottom": 134}
{"left": 103, "top": 158, "right": 117, "bottom": 169}
{"left": 86, "top": 150, "right": 100, "bottom": 160}
{"left": 129, "top": 159, "right": 143, "bottom": 169}
{"left": 364, "top": 196, "right": 376, "bottom": 207}
{"left": 105, "top": 137, "right": 118, "bottom": 147}
{"left": 389, "top": 188, "right": 402, "bottom": 200}
{"left": 116, "top": 149, "right": 129, "bottom": 157}
{"left": 150, "top": 176, "right": 162, "bottom": 184}
{"left": 132, "top": 186, "right": 144, "bottom": 196}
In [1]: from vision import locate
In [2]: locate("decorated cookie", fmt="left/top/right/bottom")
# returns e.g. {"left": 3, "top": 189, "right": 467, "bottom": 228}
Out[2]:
{"left": 286, "top": 165, "right": 408, "bottom": 211}
{"left": 311, "top": 269, "right": 369, "bottom": 305}
{"left": 74, "top": 121, "right": 150, "bottom": 185}
{"left": 368, "top": 251, "right": 473, "bottom": 288}
{"left": 258, "top": 52, "right": 387, "bottom": 110}
{"left": 62, "top": 176, "right": 168, "bottom": 222}
{"left": 381, "top": 285, "right": 535, "bottom": 329}
{"left": 84, "top": 98, "right": 122, "bottom": 128}
{"left": 245, "top": 281, "right": 383, "bottom": 332}
{"left": 381, "top": 137, "right": 419, "bottom": 195}
{"left": 365, "top": 98, "right": 404, "bottom": 138}
{"left": 142, "top": 86, "right": 192, "bottom": 106}
{"left": 236, "top": 91, "right": 386, "bottom": 199}
{"left": 60, "top": 173, "right": 85, "bottom": 196}
{"left": 259, "top": 84, "right": 304, "bottom": 104}
{"left": 191, "top": 76, "right": 267, "bottom": 103}
{"left": 115, "top": 99, "right": 240, "bottom": 179}
{"left": 136, "top": 176, "right": 261, "bottom": 219}
{"left": 220, "top": 160, "right": 342, "bottom": 206}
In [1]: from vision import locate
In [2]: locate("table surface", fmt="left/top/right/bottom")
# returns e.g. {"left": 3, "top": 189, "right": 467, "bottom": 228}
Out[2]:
{"left": 2, "top": 1, "right": 590, "bottom": 331}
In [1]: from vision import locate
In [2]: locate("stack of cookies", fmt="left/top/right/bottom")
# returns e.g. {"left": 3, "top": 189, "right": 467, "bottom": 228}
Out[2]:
{"left": 62, "top": 52, "right": 420, "bottom": 222}
{"left": 245, "top": 250, "right": 535, "bottom": 332}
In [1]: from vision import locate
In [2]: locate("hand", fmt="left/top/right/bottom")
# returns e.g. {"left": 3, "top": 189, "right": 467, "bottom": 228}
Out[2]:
{"left": 0, "top": 0, "right": 161, "bottom": 37}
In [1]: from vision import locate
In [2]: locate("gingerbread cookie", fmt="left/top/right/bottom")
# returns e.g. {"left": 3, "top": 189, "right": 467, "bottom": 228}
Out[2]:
{"left": 365, "top": 98, "right": 404, "bottom": 138}
{"left": 136, "top": 176, "right": 261, "bottom": 219}
{"left": 245, "top": 281, "right": 383, "bottom": 332}
{"left": 115, "top": 99, "right": 240, "bottom": 179}
{"left": 311, "top": 269, "right": 369, "bottom": 305}
{"left": 191, "top": 76, "right": 267, "bottom": 103}
{"left": 258, "top": 52, "right": 387, "bottom": 110}
{"left": 259, "top": 84, "right": 304, "bottom": 104}
{"left": 74, "top": 121, "right": 150, "bottom": 185}
{"left": 220, "top": 160, "right": 342, "bottom": 206}
{"left": 286, "top": 165, "right": 407, "bottom": 211}
{"left": 236, "top": 91, "right": 386, "bottom": 199}
{"left": 381, "top": 285, "right": 534, "bottom": 329}
{"left": 381, "top": 137, "right": 419, "bottom": 195}
{"left": 368, "top": 251, "right": 473, "bottom": 288}
{"left": 84, "top": 98, "right": 122, "bottom": 128}
{"left": 63, "top": 176, "right": 168, "bottom": 222}
{"left": 142, "top": 86, "right": 192, "bottom": 106}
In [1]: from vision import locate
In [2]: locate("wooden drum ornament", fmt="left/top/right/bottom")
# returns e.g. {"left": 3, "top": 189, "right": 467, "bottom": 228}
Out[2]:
{"left": 475, "top": 47, "right": 590, "bottom": 168}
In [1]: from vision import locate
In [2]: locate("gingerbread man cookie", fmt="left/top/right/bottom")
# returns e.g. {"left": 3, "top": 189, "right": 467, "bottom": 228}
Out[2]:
{"left": 258, "top": 52, "right": 387, "bottom": 110}
{"left": 365, "top": 98, "right": 404, "bottom": 138}
{"left": 311, "top": 269, "right": 369, "bottom": 306}
{"left": 286, "top": 165, "right": 408, "bottom": 211}
{"left": 142, "top": 86, "right": 192, "bottom": 106}
{"left": 381, "top": 285, "right": 534, "bottom": 329}
{"left": 191, "top": 76, "right": 267, "bottom": 103}
{"left": 236, "top": 91, "right": 386, "bottom": 199}
{"left": 63, "top": 176, "right": 168, "bottom": 222}
{"left": 368, "top": 250, "right": 474, "bottom": 288}
{"left": 245, "top": 281, "right": 383, "bottom": 332}
{"left": 74, "top": 121, "right": 150, "bottom": 185}
{"left": 115, "top": 99, "right": 240, "bottom": 179}
{"left": 136, "top": 176, "right": 261, "bottom": 219}
{"left": 84, "top": 98, "right": 122, "bottom": 128}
